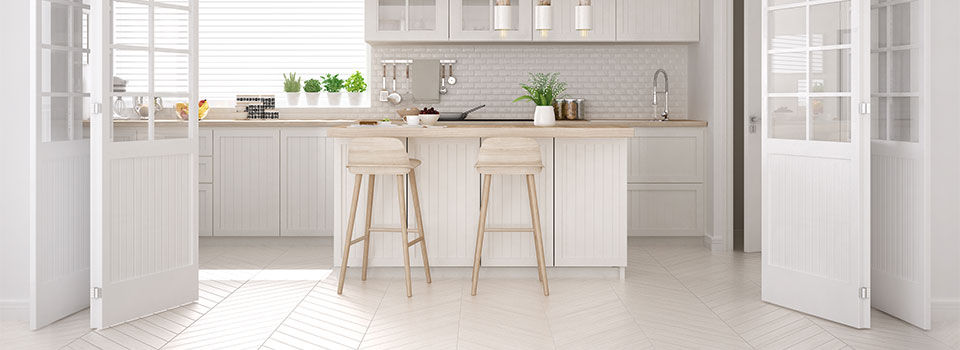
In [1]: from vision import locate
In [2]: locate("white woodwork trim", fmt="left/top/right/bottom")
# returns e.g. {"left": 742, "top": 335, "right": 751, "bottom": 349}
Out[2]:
{"left": 0, "top": 300, "right": 29, "bottom": 321}
{"left": 708, "top": 0, "right": 735, "bottom": 251}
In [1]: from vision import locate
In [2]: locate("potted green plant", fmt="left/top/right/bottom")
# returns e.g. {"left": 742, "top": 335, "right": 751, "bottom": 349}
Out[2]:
{"left": 513, "top": 72, "right": 567, "bottom": 126}
{"left": 283, "top": 72, "right": 302, "bottom": 106}
{"left": 344, "top": 71, "right": 367, "bottom": 106}
{"left": 322, "top": 73, "right": 345, "bottom": 106}
{"left": 303, "top": 78, "right": 323, "bottom": 105}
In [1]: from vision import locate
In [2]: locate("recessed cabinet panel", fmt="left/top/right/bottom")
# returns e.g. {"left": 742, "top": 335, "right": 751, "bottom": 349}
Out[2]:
{"left": 280, "top": 129, "right": 335, "bottom": 237}
{"left": 628, "top": 128, "right": 704, "bottom": 183}
{"left": 366, "top": 0, "right": 449, "bottom": 42}
{"left": 199, "top": 184, "right": 213, "bottom": 237}
{"left": 627, "top": 183, "right": 703, "bottom": 236}
{"left": 198, "top": 156, "right": 213, "bottom": 183}
{"left": 213, "top": 128, "right": 281, "bottom": 236}
{"left": 617, "top": 0, "right": 700, "bottom": 42}
{"left": 450, "top": 0, "right": 532, "bottom": 41}
{"left": 533, "top": 0, "right": 617, "bottom": 42}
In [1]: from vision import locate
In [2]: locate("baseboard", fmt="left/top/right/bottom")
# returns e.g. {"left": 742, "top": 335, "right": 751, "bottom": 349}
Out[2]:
{"left": 0, "top": 299, "right": 28, "bottom": 321}
{"left": 932, "top": 298, "right": 960, "bottom": 309}
{"left": 702, "top": 233, "right": 724, "bottom": 251}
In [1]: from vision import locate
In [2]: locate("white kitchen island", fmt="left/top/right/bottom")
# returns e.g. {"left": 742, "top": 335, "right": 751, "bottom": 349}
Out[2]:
{"left": 328, "top": 123, "right": 637, "bottom": 271}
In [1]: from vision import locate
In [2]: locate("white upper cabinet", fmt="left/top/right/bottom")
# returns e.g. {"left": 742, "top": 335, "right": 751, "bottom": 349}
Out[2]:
{"left": 533, "top": 0, "right": 617, "bottom": 42}
{"left": 617, "top": 0, "right": 700, "bottom": 42}
{"left": 450, "top": 0, "right": 532, "bottom": 41}
{"left": 365, "top": 0, "right": 450, "bottom": 42}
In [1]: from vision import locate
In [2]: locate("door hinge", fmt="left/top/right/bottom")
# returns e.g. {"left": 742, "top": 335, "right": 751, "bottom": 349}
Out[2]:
{"left": 859, "top": 102, "right": 871, "bottom": 115}
{"left": 859, "top": 287, "right": 870, "bottom": 300}
{"left": 92, "top": 102, "right": 102, "bottom": 115}
{"left": 90, "top": 287, "right": 102, "bottom": 300}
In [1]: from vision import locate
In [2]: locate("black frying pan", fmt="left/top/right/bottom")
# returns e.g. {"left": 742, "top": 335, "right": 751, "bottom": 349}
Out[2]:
{"left": 438, "top": 105, "right": 485, "bottom": 121}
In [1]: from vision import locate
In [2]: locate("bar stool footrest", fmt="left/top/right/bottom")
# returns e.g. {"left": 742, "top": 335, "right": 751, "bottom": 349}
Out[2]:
{"left": 406, "top": 237, "right": 424, "bottom": 247}
{"left": 368, "top": 227, "right": 421, "bottom": 233}
{"left": 484, "top": 227, "right": 535, "bottom": 233}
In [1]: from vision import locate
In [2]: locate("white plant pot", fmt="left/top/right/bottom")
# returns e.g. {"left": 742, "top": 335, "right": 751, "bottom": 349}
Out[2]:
{"left": 327, "top": 92, "right": 342, "bottom": 106}
{"left": 304, "top": 92, "right": 320, "bottom": 105}
{"left": 285, "top": 92, "right": 301, "bottom": 106}
{"left": 533, "top": 106, "right": 556, "bottom": 126}
{"left": 347, "top": 92, "right": 363, "bottom": 106}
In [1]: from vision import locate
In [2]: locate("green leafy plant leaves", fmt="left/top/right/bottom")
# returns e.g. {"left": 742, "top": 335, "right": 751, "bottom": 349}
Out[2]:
{"left": 322, "top": 73, "right": 345, "bottom": 93}
{"left": 283, "top": 72, "right": 301, "bottom": 93}
{"left": 344, "top": 71, "right": 367, "bottom": 93}
{"left": 303, "top": 79, "right": 323, "bottom": 93}
{"left": 513, "top": 72, "right": 567, "bottom": 106}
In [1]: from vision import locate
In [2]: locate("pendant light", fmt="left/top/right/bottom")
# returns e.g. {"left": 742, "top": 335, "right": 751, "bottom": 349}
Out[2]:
{"left": 535, "top": 1, "right": 552, "bottom": 38}
{"left": 575, "top": 0, "right": 592, "bottom": 37}
{"left": 494, "top": 0, "right": 512, "bottom": 38}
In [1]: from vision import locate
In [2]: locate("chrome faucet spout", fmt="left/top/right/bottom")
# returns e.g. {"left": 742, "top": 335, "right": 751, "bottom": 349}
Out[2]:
{"left": 653, "top": 68, "right": 670, "bottom": 121}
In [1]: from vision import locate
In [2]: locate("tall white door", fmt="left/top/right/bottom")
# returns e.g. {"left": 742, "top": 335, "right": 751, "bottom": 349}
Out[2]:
{"left": 761, "top": 0, "right": 873, "bottom": 328}
{"left": 869, "top": 0, "right": 930, "bottom": 330}
{"left": 29, "top": 0, "right": 92, "bottom": 330}
{"left": 90, "top": 0, "right": 200, "bottom": 329}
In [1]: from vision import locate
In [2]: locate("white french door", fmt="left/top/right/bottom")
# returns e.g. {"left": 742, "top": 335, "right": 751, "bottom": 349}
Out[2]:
{"left": 761, "top": 0, "right": 872, "bottom": 328}
{"left": 90, "top": 0, "right": 199, "bottom": 329}
{"left": 29, "top": 0, "right": 92, "bottom": 330}
{"left": 868, "top": 0, "right": 930, "bottom": 330}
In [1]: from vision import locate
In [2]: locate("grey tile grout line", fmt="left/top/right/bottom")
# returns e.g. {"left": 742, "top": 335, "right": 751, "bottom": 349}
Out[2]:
{"left": 357, "top": 278, "right": 392, "bottom": 349}
{"left": 607, "top": 257, "right": 657, "bottom": 349}
{"left": 640, "top": 244, "right": 761, "bottom": 350}
{"left": 256, "top": 278, "right": 324, "bottom": 349}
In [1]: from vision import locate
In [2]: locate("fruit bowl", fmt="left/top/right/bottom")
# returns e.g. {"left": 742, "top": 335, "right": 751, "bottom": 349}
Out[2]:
{"left": 176, "top": 99, "right": 209, "bottom": 120}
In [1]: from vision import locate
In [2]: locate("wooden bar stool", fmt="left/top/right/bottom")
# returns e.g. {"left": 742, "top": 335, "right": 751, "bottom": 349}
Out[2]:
{"left": 338, "top": 138, "right": 431, "bottom": 297}
{"left": 471, "top": 137, "right": 549, "bottom": 296}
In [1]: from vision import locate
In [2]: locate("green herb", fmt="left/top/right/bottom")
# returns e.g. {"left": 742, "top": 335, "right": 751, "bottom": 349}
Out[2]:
{"left": 512, "top": 72, "right": 567, "bottom": 106}
{"left": 322, "top": 73, "right": 345, "bottom": 93}
{"left": 303, "top": 79, "right": 322, "bottom": 93}
{"left": 283, "top": 72, "right": 301, "bottom": 93}
{"left": 344, "top": 71, "right": 367, "bottom": 93}
{"left": 382, "top": 118, "right": 390, "bottom": 122}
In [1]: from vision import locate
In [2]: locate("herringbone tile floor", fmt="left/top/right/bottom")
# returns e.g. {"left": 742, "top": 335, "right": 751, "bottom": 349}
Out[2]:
{"left": 2, "top": 237, "right": 957, "bottom": 350}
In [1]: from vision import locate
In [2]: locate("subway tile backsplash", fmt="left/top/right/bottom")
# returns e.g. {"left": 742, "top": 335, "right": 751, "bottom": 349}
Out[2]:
{"left": 367, "top": 44, "right": 688, "bottom": 120}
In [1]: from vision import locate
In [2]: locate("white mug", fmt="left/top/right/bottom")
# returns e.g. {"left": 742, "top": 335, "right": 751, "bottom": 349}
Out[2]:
{"left": 405, "top": 115, "right": 420, "bottom": 126}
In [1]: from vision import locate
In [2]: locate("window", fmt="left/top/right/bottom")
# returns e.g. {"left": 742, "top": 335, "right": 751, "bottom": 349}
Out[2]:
{"left": 115, "top": 0, "right": 368, "bottom": 108}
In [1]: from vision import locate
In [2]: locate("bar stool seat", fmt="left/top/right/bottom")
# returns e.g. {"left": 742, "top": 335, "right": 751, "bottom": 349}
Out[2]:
{"left": 471, "top": 137, "right": 549, "bottom": 296}
{"left": 338, "top": 138, "right": 431, "bottom": 297}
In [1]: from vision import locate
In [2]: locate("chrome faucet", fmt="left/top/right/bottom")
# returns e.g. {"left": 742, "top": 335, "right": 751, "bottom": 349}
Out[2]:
{"left": 652, "top": 68, "right": 669, "bottom": 121}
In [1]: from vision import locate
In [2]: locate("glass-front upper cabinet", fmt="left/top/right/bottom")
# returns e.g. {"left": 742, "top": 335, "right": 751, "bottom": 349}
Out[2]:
{"left": 450, "top": 0, "right": 532, "bottom": 41}
{"left": 365, "top": 0, "right": 449, "bottom": 41}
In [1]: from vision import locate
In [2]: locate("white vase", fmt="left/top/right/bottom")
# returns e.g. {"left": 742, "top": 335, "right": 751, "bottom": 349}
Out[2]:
{"left": 285, "top": 92, "right": 300, "bottom": 106}
{"left": 347, "top": 92, "right": 363, "bottom": 106}
{"left": 533, "top": 106, "right": 556, "bottom": 126}
{"left": 305, "top": 92, "right": 320, "bottom": 105}
{"left": 327, "top": 92, "right": 342, "bottom": 106}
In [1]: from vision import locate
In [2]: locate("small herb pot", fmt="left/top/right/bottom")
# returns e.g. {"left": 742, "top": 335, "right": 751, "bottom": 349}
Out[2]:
{"left": 533, "top": 105, "right": 556, "bottom": 126}
{"left": 285, "top": 92, "right": 301, "bottom": 106}
{"left": 305, "top": 92, "right": 320, "bottom": 106}
{"left": 327, "top": 92, "right": 342, "bottom": 106}
{"left": 347, "top": 92, "right": 363, "bottom": 106}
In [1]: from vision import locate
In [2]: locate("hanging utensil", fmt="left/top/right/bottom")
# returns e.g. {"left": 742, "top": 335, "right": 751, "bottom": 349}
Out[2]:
{"left": 379, "top": 64, "right": 388, "bottom": 102}
{"left": 388, "top": 63, "right": 402, "bottom": 104}
{"left": 439, "top": 63, "right": 448, "bottom": 95}
{"left": 447, "top": 64, "right": 457, "bottom": 85}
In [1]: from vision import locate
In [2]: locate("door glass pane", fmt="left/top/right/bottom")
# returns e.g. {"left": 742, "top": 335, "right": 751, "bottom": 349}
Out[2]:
{"left": 871, "top": 52, "right": 886, "bottom": 93}
{"left": 42, "top": 49, "right": 70, "bottom": 93}
{"left": 810, "top": 49, "right": 850, "bottom": 93}
{"left": 889, "top": 97, "right": 918, "bottom": 142}
{"left": 811, "top": 97, "right": 850, "bottom": 142}
{"left": 769, "top": 97, "right": 807, "bottom": 140}
{"left": 871, "top": 6, "right": 886, "bottom": 49}
{"left": 156, "top": 96, "right": 191, "bottom": 139}
{"left": 114, "top": 49, "right": 148, "bottom": 93}
{"left": 810, "top": 1, "right": 851, "bottom": 47}
{"left": 769, "top": 53, "right": 807, "bottom": 93}
{"left": 408, "top": 0, "right": 436, "bottom": 31}
{"left": 156, "top": 52, "right": 189, "bottom": 94}
{"left": 872, "top": 96, "right": 887, "bottom": 140}
{"left": 890, "top": 49, "right": 919, "bottom": 92}
{"left": 155, "top": 7, "right": 189, "bottom": 50}
{"left": 41, "top": 96, "right": 86, "bottom": 142}
{"left": 891, "top": 1, "right": 919, "bottom": 46}
{"left": 769, "top": 0, "right": 804, "bottom": 6}
{"left": 114, "top": 1, "right": 148, "bottom": 46}
{"left": 378, "top": 0, "right": 405, "bottom": 31}
{"left": 768, "top": 7, "right": 806, "bottom": 50}
{"left": 462, "top": 0, "right": 491, "bottom": 31}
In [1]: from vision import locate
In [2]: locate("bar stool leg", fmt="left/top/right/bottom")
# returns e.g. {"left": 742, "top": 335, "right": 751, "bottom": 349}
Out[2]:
{"left": 407, "top": 170, "right": 432, "bottom": 283}
{"left": 526, "top": 174, "right": 549, "bottom": 296}
{"left": 338, "top": 174, "right": 363, "bottom": 295}
{"left": 397, "top": 175, "right": 413, "bottom": 297}
{"left": 471, "top": 174, "right": 493, "bottom": 296}
{"left": 361, "top": 175, "right": 375, "bottom": 281}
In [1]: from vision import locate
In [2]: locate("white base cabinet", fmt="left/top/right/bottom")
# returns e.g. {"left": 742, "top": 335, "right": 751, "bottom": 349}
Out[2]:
{"left": 280, "top": 128, "right": 335, "bottom": 237}
{"left": 213, "top": 128, "right": 281, "bottom": 236}
{"left": 627, "top": 127, "right": 705, "bottom": 237}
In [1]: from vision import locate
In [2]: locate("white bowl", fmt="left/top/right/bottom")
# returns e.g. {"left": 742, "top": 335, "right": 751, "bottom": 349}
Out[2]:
{"left": 420, "top": 114, "right": 440, "bottom": 126}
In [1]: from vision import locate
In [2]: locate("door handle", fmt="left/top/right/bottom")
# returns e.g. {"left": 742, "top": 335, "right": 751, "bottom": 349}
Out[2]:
{"left": 748, "top": 114, "right": 760, "bottom": 133}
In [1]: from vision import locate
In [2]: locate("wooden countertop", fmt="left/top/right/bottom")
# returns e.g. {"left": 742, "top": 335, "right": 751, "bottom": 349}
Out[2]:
{"left": 106, "top": 119, "right": 707, "bottom": 133}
